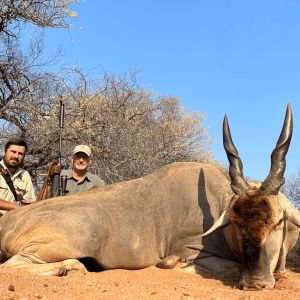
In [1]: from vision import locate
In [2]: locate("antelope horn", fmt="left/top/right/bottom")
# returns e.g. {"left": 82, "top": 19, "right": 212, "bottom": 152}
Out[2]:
{"left": 223, "top": 114, "right": 250, "bottom": 196}
{"left": 260, "top": 104, "right": 293, "bottom": 196}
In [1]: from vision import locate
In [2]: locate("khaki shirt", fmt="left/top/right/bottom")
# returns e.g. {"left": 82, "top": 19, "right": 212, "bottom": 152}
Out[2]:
{"left": 0, "top": 160, "right": 36, "bottom": 215}
{"left": 61, "top": 169, "right": 105, "bottom": 196}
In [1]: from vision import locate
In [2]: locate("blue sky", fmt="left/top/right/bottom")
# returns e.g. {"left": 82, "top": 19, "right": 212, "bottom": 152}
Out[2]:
{"left": 43, "top": 0, "right": 300, "bottom": 181}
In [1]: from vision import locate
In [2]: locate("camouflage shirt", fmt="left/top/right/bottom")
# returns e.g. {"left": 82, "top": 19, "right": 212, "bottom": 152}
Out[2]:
{"left": 61, "top": 169, "right": 105, "bottom": 196}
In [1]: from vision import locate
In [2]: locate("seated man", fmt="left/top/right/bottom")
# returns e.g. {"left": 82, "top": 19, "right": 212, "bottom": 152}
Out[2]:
{"left": 0, "top": 138, "right": 36, "bottom": 216}
{"left": 38, "top": 145, "right": 105, "bottom": 200}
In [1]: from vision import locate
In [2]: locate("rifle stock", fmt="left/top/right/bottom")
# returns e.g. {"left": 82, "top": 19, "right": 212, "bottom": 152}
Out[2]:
{"left": 51, "top": 174, "right": 60, "bottom": 197}
{"left": 37, "top": 161, "right": 59, "bottom": 201}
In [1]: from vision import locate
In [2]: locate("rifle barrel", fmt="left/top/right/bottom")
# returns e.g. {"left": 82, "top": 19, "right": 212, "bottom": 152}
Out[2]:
{"left": 59, "top": 101, "right": 64, "bottom": 166}
{"left": 52, "top": 100, "right": 65, "bottom": 198}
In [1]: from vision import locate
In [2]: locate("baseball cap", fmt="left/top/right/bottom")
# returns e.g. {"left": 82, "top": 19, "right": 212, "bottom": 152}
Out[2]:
{"left": 73, "top": 145, "right": 92, "bottom": 157}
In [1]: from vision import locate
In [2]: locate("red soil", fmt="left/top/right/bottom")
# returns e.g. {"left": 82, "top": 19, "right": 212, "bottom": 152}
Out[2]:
{"left": 0, "top": 265, "right": 299, "bottom": 300}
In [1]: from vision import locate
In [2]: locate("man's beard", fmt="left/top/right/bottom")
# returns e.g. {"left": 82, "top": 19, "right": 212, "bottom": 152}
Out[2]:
{"left": 73, "top": 162, "right": 87, "bottom": 171}
{"left": 3, "top": 155, "right": 22, "bottom": 169}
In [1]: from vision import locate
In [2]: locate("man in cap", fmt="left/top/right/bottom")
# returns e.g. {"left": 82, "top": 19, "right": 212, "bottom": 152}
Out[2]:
{"left": 0, "top": 138, "right": 36, "bottom": 215}
{"left": 38, "top": 145, "right": 105, "bottom": 200}
{"left": 60, "top": 145, "right": 105, "bottom": 196}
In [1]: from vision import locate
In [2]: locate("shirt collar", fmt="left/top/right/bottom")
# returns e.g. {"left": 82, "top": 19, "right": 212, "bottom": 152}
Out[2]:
{"left": 63, "top": 169, "right": 75, "bottom": 179}
{"left": 85, "top": 172, "right": 92, "bottom": 182}
{"left": 0, "top": 159, "right": 22, "bottom": 178}
{"left": 65, "top": 169, "right": 91, "bottom": 182}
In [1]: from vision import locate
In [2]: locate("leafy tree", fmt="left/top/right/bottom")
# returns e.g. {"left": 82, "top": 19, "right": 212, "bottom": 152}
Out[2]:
{"left": 12, "top": 67, "right": 224, "bottom": 188}
{"left": 0, "top": 0, "right": 81, "bottom": 139}
{"left": 0, "top": 1, "right": 224, "bottom": 191}
{"left": 0, "top": 0, "right": 79, "bottom": 35}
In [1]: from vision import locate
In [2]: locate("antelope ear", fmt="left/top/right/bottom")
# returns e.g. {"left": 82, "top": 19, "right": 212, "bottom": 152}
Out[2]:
{"left": 200, "top": 210, "right": 231, "bottom": 237}
{"left": 278, "top": 192, "right": 300, "bottom": 227}
{"left": 288, "top": 212, "right": 300, "bottom": 228}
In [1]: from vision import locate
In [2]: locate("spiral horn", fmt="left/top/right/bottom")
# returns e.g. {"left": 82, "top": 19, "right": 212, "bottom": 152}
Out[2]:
{"left": 223, "top": 115, "right": 250, "bottom": 196}
{"left": 260, "top": 104, "right": 293, "bottom": 196}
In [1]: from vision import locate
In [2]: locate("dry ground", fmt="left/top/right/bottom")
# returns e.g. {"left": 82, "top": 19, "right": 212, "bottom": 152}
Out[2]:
{"left": 0, "top": 263, "right": 299, "bottom": 300}
{"left": 0, "top": 239, "right": 298, "bottom": 300}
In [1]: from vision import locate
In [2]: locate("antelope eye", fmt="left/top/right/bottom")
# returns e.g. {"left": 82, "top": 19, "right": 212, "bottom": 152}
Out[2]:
{"left": 277, "top": 218, "right": 284, "bottom": 226}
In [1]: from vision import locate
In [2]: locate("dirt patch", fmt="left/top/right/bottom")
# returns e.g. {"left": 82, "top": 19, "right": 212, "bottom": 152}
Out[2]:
{"left": 0, "top": 266, "right": 300, "bottom": 300}
{"left": 273, "top": 273, "right": 286, "bottom": 289}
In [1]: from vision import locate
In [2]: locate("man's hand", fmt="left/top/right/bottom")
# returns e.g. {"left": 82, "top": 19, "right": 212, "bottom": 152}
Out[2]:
{"left": 49, "top": 161, "right": 62, "bottom": 179}
{"left": 89, "top": 186, "right": 100, "bottom": 191}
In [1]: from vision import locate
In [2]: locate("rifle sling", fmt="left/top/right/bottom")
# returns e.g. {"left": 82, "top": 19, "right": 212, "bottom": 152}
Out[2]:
{"left": 2, "top": 173, "right": 18, "bottom": 202}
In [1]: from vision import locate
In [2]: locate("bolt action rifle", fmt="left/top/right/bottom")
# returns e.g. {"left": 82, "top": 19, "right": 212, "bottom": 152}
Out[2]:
{"left": 37, "top": 101, "right": 67, "bottom": 200}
